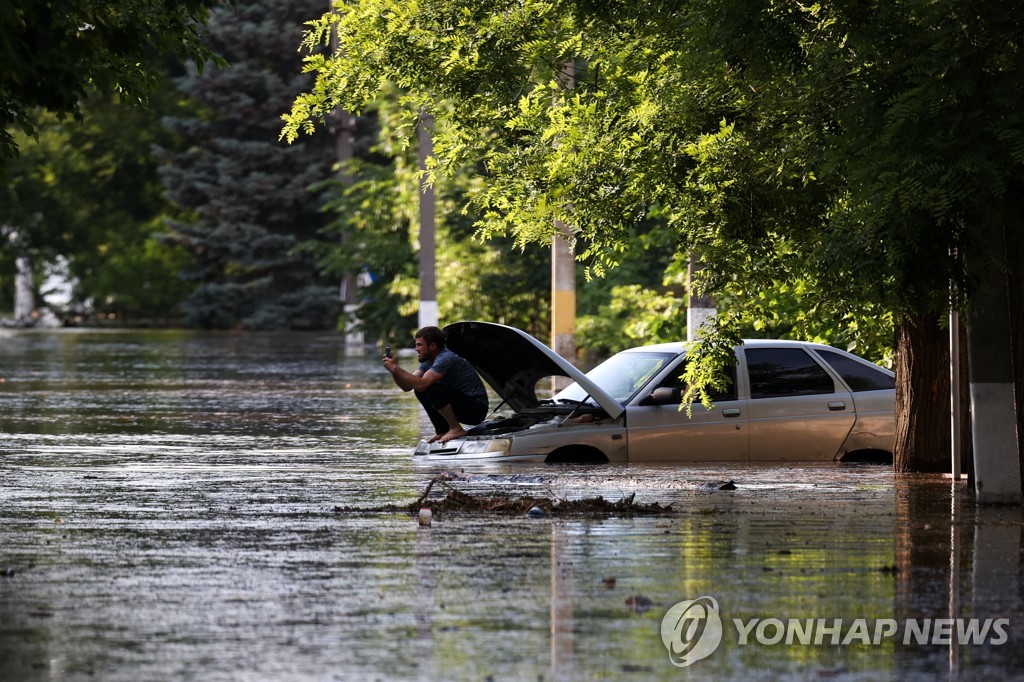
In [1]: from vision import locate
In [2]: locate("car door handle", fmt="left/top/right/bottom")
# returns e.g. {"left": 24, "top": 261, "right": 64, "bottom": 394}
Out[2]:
{"left": 722, "top": 409, "right": 741, "bottom": 418}
{"left": 828, "top": 401, "right": 846, "bottom": 411}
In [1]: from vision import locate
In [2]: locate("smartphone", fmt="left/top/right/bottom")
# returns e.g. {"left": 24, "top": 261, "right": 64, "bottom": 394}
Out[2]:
{"left": 385, "top": 346, "right": 393, "bottom": 358}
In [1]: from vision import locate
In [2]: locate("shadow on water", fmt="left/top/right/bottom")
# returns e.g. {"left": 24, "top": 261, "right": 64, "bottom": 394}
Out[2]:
{"left": 1, "top": 329, "right": 1022, "bottom": 680}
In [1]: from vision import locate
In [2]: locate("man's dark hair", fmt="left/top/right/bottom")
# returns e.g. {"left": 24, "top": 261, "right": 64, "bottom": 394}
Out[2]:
{"left": 415, "top": 326, "right": 446, "bottom": 350}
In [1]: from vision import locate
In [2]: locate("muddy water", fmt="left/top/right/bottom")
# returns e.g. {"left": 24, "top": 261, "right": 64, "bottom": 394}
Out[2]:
{"left": 1, "top": 329, "right": 1021, "bottom": 681}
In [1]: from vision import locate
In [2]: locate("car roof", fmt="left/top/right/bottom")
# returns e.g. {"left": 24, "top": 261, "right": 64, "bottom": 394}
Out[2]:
{"left": 619, "top": 338, "right": 832, "bottom": 354}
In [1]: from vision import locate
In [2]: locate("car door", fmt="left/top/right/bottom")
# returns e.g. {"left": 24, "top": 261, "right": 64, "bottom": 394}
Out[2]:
{"left": 742, "top": 346, "right": 856, "bottom": 461}
{"left": 626, "top": 360, "right": 748, "bottom": 462}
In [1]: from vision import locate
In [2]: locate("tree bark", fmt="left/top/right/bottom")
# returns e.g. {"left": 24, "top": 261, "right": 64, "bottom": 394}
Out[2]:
{"left": 894, "top": 313, "right": 951, "bottom": 473}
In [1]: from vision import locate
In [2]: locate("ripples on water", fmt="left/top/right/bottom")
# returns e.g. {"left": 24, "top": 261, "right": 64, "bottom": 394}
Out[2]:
{"left": 1, "top": 329, "right": 1021, "bottom": 681}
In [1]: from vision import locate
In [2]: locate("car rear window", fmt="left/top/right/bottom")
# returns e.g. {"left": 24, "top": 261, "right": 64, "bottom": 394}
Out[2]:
{"left": 815, "top": 349, "right": 895, "bottom": 392}
{"left": 746, "top": 347, "right": 835, "bottom": 399}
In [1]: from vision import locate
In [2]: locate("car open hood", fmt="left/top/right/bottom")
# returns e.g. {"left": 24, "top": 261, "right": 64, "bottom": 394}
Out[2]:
{"left": 443, "top": 321, "right": 625, "bottom": 420}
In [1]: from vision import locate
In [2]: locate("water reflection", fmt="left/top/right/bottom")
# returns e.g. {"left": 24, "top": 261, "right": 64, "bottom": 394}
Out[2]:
{"left": 0, "top": 330, "right": 1021, "bottom": 680}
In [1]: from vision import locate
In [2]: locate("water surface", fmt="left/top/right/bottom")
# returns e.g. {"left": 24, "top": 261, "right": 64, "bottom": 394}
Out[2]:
{"left": 1, "top": 329, "right": 1021, "bottom": 680}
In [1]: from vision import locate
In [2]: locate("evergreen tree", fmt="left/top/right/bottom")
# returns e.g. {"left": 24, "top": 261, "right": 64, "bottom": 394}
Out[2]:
{"left": 161, "top": 0, "right": 337, "bottom": 330}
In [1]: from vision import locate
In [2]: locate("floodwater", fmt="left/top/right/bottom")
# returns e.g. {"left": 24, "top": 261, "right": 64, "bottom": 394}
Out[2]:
{"left": 1, "top": 329, "right": 1021, "bottom": 681}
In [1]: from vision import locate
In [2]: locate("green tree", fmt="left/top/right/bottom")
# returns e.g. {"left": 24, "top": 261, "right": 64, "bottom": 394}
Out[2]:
{"left": 284, "top": 0, "right": 1023, "bottom": 472}
{"left": 306, "top": 92, "right": 551, "bottom": 343}
{"left": 161, "top": 0, "right": 338, "bottom": 330}
{"left": 0, "top": 0, "right": 215, "bottom": 167}
{"left": 1, "top": 94, "right": 194, "bottom": 321}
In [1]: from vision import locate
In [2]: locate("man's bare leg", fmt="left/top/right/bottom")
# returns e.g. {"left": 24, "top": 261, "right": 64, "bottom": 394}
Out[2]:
{"left": 436, "top": 404, "right": 466, "bottom": 443}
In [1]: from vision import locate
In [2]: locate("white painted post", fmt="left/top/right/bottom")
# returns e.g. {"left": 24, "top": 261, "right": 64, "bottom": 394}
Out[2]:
{"left": 686, "top": 253, "right": 716, "bottom": 342}
{"left": 418, "top": 110, "right": 438, "bottom": 330}
{"left": 950, "top": 310, "right": 961, "bottom": 480}
{"left": 966, "top": 224, "right": 1022, "bottom": 505}
{"left": 14, "top": 254, "right": 34, "bottom": 324}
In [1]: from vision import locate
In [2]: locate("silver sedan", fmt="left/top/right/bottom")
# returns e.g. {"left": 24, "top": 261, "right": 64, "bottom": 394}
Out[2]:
{"left": 414, "top": 322, "right": 895, "bottom": 464}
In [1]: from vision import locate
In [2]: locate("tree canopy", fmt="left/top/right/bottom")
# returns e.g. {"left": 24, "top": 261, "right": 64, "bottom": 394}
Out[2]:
{"left": 284, "top": 0, "right": 1023, "bottom": 398}
{"left": 159, "top": 0, "right": 339, "bottom": 330}
{"left": 0, "top": 0, "right": 216, "bottom": 166}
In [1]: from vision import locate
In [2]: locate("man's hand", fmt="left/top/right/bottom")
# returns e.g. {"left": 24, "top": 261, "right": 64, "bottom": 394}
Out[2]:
{"left": 383, "top": 354, "right": 399, "bottom": 373}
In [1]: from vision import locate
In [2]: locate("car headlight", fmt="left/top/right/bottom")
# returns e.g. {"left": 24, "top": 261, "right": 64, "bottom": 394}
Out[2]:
{"left": 458, "top": 438, "right": 512, "bottom": 455}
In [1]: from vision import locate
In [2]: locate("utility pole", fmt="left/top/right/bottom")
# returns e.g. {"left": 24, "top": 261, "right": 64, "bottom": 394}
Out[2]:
{"left": 552, "top": 219, "right": 576, "bottom": 390}
{"left": 966, "top": 223, "right": 1022, "bottom": 504}
{"left": 333, "top": 109, "right": 364, "bottom": 351}
{"left": 328, "top": 0, "right": 363, "bottom": 351}
{"left": 418, "top": 109, "right": 438, "bottom": 330}
{"left": 551, "top": 63, "right": 576, "bottom": 390}
{"left": 14, "top": 253, "right": 33, "bottom": 324}
{"left": 686, "top": 253, "right": 716, "bottom": 342}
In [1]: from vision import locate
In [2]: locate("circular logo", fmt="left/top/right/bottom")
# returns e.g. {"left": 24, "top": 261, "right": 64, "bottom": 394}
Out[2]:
{"left": 660, "top": 596, "right": 724, "bottom": 668}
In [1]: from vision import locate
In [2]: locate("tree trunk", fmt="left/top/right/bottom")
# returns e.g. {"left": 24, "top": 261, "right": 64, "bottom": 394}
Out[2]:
{"left": 893, "top": 313, "right": 951, "bottom": 473}
{"left": 956, "top": 321, "right": 974, "bottom": 479}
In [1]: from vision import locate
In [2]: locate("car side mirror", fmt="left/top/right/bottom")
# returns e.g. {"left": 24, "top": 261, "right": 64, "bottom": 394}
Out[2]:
{"left": 647, "top": 387, "right": 681, "bottom": 405}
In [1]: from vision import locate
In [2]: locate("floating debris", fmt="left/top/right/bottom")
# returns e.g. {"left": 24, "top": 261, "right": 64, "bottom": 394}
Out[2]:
{"left": 331, "top": 476, "right": 679, "bottom": 518}
{"left": 404, "top": 476, "right": 674, "bottom": 517}
{"left": 700, "top": 480, "right": 737, "bottom": 491}
{"left": 624, "top": 595, "right": 653, "bottom": 614}
{"left": 412, "top": 489, "right": 672, "bottom": 517}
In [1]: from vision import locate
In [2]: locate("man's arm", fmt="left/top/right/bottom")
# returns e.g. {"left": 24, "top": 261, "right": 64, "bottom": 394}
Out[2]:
{"left": 385, "top": 356, "right": 442, "bottom": 392}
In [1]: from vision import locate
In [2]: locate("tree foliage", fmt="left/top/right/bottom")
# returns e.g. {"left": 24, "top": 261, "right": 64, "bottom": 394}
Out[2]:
{"left": 304, "top": 90, "right": 552, "bottom": 342}
{"left": 160, "top": 0, "right": 338, "bottom": 330}
{"left": 284, "top": 0, "right": 1022, "bottom": 375}
{"left": 0, "top": 0, "right": 216, "bottom": 166}
{"left": 1, "top": 93, "right": 195, "bottom": 320}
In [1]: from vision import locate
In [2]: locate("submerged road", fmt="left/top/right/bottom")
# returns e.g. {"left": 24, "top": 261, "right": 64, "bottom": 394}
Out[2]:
{"left": 1, "top": 329, "right": 1021, "bottom": 680}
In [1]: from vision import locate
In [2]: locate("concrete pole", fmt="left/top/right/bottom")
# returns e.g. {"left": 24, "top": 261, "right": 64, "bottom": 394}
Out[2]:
{"left": 328, "top": 0, "right": 364, "bottom": 351}
{"left": 418, "top": 110, "right": 438, "bottom": 330}
{"left": 14, "top": 254, "right": 34, "bottom": 324}
{"left": 4, "top": 226, "right": 34, "bottom": 325}
{"left": 966, "top": 223, "right": 1022, "bottom": 504}
{"left": 335, "top": 115, "right": 364, "bottom": 351}
{"left": 551, "top": 62, "right": 576, "bottom": 391}
{"left": 552, "top": 219, "right": 576, "bottom": 390}
{"left": 686, "top": 253, "right": 716, "bottom": 342}
{"left": 950, "top": 310, "right": 961, "bottom": 480}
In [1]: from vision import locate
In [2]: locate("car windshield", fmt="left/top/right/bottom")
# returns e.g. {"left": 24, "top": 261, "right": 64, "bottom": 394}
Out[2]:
{"left": 555, "top": 351, "right": 678, "bottom": 404}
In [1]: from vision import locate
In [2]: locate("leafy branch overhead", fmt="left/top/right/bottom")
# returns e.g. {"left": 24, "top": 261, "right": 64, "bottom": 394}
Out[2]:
{"left": 284, "top": 0, "right": 1024, "bottom": 388}
{"left": 1, "top": 0, "right": 219, "bottom": 166}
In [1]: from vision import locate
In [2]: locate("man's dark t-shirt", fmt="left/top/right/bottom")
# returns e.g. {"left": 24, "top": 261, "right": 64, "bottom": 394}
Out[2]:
{"left": 419, "top": 348, "right": 487, "bottom": 404}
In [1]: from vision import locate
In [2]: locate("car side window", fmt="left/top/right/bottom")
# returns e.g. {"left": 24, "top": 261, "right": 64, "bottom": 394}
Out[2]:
{"left": 746, "top": 348, "right": 835, "bottom": 399}
{"left": 659, "top": 362, "right": 738, "bottom": 402}
{"left": 815, "top": 349, "right": 895, "bottom": 392}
